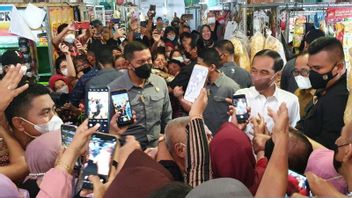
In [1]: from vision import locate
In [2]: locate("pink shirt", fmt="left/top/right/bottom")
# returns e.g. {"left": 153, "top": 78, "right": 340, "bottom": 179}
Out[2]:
{"left": 37, "top": 168, "right": 73, "bottom": 198}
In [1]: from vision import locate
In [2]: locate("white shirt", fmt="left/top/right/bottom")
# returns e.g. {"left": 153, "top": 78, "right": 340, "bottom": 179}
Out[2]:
{"left": 235, "top": 86, "right": 300, "bottom": 138}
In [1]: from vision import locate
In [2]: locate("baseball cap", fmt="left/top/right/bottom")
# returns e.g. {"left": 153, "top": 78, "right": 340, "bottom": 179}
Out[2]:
{"left": 1, "top": 50, "right": 24, "bottom": 66}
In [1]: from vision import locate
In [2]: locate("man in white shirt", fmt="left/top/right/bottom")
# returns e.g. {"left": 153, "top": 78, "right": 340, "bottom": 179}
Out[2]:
{"left": 236, "top": 49, "right": 300, "bottom": 137}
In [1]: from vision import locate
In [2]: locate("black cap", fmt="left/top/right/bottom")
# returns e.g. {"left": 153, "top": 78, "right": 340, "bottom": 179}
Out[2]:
{"left": 1, "top": 50, "right": 24, "bottom": 66}
{"left": 305, "top": 29, "right": 325, "bottom": 45}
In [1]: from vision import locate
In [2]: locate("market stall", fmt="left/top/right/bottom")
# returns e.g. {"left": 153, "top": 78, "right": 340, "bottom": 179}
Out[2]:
{"left": 0, "top": 3, "right": 79, "bottom": 83}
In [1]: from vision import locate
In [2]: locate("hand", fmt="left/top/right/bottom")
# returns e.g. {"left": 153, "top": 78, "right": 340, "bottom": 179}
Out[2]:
{"left": 69, "top": 119, "right": 100, "bottom": 153}
{"left": 0, "top": 64, "right": 28, "bottom": 113}
{"left": 173, "top": 86, "right": 184, "bottom": 99}
{"left": 227, "top": 105, "right": 250, "bottom": 131}
{"left": 181, "top": 15, "right": 187, "bottom": 23}
{"left": 145, "top": 147, "right": 158, "bottom": 160}
{"left": 65, "top": 23, "right": 76, "bottom": 32}
{"left": 268, "top": 103, "right": 289, "bottom": 142}
{"left": 340, "top": 144, "right": 352, "bottom": 177}
{"left": 306, "top": 172, "right": 346, "bottom": 197}
{"left": 74, "top": 40, "right": 84, "bottom": 51}
{"left": 189, "top": 88, "right": 208, "bottom": 119}
{"left": 152, "top": 29, "right": 161, "bottom": 42}
{"left": 251, "top": 114, "right": 267, "bottom": 135}
{"left": 59, "top": 43, "right": 70, "bottom": 55}
{"left": 114, "top": 28, "right": 125, "bottom": 39}
{"left": 147, "top": 10, "right": 154, "bottom": 19}
{"left": 109, "top": 111, "right": 137, "bottom": 136}
{"left": 129, "top": 19, "right": 138, "bottom": 32}
{"left": 252, "top": 133, "right": 270, "bottom": 154}
{"left": 57, "top": 120, "right": 100, "bottom": 176}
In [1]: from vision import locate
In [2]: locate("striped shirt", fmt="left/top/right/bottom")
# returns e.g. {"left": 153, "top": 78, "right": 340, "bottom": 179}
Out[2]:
{"left": 185, "top": 118, "right": 212, "bottom": 187}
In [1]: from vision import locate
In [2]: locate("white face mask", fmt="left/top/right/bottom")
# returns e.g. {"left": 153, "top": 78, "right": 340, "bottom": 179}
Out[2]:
{"left": 167, "top": 35, "right": 176, "bottom": 41}
{"left": 207, "top": 17, "right": 216, "bottom": 25}
{"left": 57, "top": 85, "right": 69, "bottom": 94}
{"left": 64, "top": 34, "right": 75, "bottom": 44}
{"left": 172, "top": 56, "right": 184, "bottom": 63}
{"left": 295, "top": 75, "right": 312, "bottom": 90}
{"left": 61, "top": 68, "right": 68, "bottom": 76}
{"left": 21, "top": 115, "right": 63, "bottom": 134}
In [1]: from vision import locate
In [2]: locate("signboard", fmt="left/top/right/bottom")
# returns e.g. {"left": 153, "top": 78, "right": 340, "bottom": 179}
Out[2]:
{"left": 0, "top": 5, "right": 14, "bottom": 36}
{"left": 185, "top": 0, "right": 200, "bottom": 7}
{"left": 326, "top": 8, "right": 352, "bottom": 22}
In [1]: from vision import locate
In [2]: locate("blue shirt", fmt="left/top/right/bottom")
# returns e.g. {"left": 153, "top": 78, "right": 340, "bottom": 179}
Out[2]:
{"left": 69, "top": 68, "right": 99, "bottom": 106}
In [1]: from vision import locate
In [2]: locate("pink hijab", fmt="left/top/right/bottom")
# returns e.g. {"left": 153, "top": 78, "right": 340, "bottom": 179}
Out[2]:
{"left": 24, "top": 131, "right": 61, "bottom": 181}
{"left": 0, "top": 173, "right": 29, "bottom": 198}
{"left": 305, "top": 148, "right": 348, "bottom": 194}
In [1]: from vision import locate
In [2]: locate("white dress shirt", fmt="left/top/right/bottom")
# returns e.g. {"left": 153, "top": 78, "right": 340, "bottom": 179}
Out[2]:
{"left": 235, "top": 86, "right": 300, "bottom": 138}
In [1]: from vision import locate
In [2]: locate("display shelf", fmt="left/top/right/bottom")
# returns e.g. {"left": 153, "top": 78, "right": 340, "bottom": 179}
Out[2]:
{"left": 238, "top": 2, "right": 352, "bottom": 8}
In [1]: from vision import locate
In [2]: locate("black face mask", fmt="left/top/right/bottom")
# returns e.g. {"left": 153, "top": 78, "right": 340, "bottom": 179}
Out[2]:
{"left": 309, "top": 65, "right": 337, "bottom": 89}
{"left": 135, "top": 63, "right": 152, "bottom": 79}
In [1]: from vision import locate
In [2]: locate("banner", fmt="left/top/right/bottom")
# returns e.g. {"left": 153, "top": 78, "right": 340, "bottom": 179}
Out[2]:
{"left": 326, "top": 8, "right": 352, "bottom": 22}
{"left": 184, "top": 0, "right": 199, "bottom": 7}
{"left": 0, "top": 5, "right": 14, "bottom": 36}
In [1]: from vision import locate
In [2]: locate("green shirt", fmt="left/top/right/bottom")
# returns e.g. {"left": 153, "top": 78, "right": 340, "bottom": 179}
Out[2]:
{"left": 204, "top": 73, "right": 240, "bottom": 134}
{"left": 109, "top": 73, "right": 172, "bottom": 148}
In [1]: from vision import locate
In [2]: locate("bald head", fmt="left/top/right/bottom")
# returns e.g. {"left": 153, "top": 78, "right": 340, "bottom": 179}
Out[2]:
{"left": 164, "top": 117, "right": 189, "bottom": 154}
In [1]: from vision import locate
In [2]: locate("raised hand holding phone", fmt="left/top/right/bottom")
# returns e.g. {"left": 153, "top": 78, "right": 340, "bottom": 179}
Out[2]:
{"left": 109, "top": 110, "right": 137, "bottom": 136}
{"left": 81, "top": 132, "right": 118, "bottom": 190}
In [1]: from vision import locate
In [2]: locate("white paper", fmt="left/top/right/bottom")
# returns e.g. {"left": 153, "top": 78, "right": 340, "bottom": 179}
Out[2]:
{"left": 24, "top": 3, "right": 46, "bottom": 29}
{"left": 224, "top": 21, "right": 237, "bottom": 40}
{"left": 9, "top": 6, "right": 37, "bottom": 42}
{"left": 184, "top": 64, "right": 209, "bottom": 103}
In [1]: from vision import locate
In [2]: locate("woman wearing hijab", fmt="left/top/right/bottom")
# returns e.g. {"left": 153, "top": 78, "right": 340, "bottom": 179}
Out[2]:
{"left": 210, "top": 122, "right": 267, "bottom": 195}
{"left": 0, "top": 174, "right": 29, "bottom": 198}
{"left": 197, "top": 25, "right": 216, "bottom": 52}
{"left": 22, "top": 131, "right": 61, "bottom": 197}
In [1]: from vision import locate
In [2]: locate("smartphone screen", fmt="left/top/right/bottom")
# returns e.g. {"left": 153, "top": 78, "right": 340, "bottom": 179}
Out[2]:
{"left": 87, "top": 88, "right": 110, "bottom": 133}
{"left": 111, "top": 90, "right": 133, "bottom": 127}
{"left": 232, "top": 94, "right": 249, "bottom": 123}
{"left": 288, "top": 170, "right": 311, "bottom": 196}
{"left": 81, "top": 133, "right": 117, "bottom": 190}
{"left": 149, "top": 4, "right": 156, "bottom": 11}
{"left": 61, "top": 125, "right": 77, "bottom": 148}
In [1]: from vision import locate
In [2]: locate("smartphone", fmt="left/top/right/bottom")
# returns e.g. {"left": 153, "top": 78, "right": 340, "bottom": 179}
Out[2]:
{"left": 81, "top": 132, "right": 117, "bottom": 190}
{"left": 61, "top": 124, "right": 77, "bottom": 148}
{"left": 74, "top": 22, "right": 90, "bottom": 30}
{"left": 149, "top": 5, "right": 156, "bottom": 18}
{"left": 111, "top": 90, "right": 134, "bottom": 127}
{"left": 86, "top": 87, "right": 111, "bottom": 133}
{"left": 140, "top": 21, "right": 147, "bottom": 28}
{"left": 288, "top": 170, "right": 311, "bottom": 196}
{"left": 184, "top": 64, "right": 209, "bottom": 103}
{"left": 61, "top": 124, "right": 82, "bottom": 179}
{"left": 232, "top": 94, "right": 249, "bottom": 123}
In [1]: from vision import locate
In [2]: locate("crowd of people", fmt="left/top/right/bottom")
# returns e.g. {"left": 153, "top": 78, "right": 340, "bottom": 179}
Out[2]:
{"left": 0, "top": 8, "right": 351, "bottom": 198}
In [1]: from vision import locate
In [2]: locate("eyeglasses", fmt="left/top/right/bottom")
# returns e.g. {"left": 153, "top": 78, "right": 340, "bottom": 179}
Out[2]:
{"left": 292, "top": 69, "right": 310, "bottom": 77}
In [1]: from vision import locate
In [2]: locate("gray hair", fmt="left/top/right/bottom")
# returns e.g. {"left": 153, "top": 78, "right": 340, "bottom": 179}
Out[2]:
{"left": 164, "top": 116, "right": 189, "bottom": 153}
